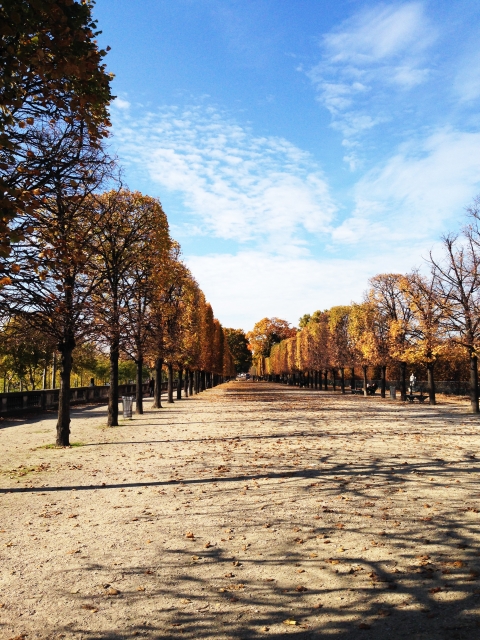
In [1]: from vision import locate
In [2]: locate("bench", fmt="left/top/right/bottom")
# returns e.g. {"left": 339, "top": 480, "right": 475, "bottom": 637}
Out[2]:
{"left": 351, "top": 385, "right": 378, "bottom": 396}
{"left": 405, "top": 393, "right": 427, "bottom": 403}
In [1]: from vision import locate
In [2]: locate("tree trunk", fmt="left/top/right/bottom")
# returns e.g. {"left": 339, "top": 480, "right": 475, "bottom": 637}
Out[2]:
{"left": 380, "top": 365, "right": 386, "bottom": 398}
{"left": 400, "top": 361, "right": 407, "bottom": 401}
{"left": 135, "top": 355, "right": 144, "bottom": 414}
{"left": 201, "top": 370, "right": 206, "bottom": 391}
{"left": 363, "top": 365, "right": 368, "bottom": 397}
{"left": 324, "top": 370, "right": 328, "bottom": 391}
{"left": 470, "top": 351, "right": 479, "bottom": 413}
{"left": 51, "top": 352, "right": 57, "bottom": 389}
{"left": 153, "top": 357, "right": 163, "bottom": 408}
{"left": 427, "top": 362, "right": 436, "bottom": 405}
{"left": 189, "top": 369, "right": 194, "bottom": 396}
{"left": 350, "top": 367, "right": 355, "bottom": 390}
{"left": 108, "top": 339, "right": 119, "bottom": 427}
{"left": 340, "top": 367, "right": 345, "bottom": 394}
{"left": 56, "top": 342, "right": 74, "bottom": 447}
{"left": 332, "top": 369, "right": 336, "bottom": 392}
{"left": 167, "top": 363, "right": 174, "bottom": 403}
{"left": 184, "top": 369, "right": 189, "bottom": 398}
{"left": 177, "top": 368, "right": 183, "bottom": 400}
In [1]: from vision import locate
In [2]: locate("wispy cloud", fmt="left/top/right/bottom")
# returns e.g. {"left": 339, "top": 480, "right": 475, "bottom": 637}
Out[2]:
{"left": 309, "top": 2, "right": 437, "bottom": 162}
{"left": 111, "top": 103, "right": 336, "bottom": 253}
{"left": 334, "top": 128, "right": 480, "bottom": 245}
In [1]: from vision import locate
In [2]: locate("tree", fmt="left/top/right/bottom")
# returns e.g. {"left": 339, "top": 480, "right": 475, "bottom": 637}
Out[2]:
{"left": 247, "top": 317, "right": 296, "bottom": 375}
{"left": 224, "top": 328, "right": 252, "bottom": 373}
{"left": 0, "top": 0, "right": 112, "bottom": 257}
{"left": 429, "top": 233, "right": 480, "bottom": 413}
{"left": 368, "top": 274, "right": 412, "bottom": 400}
{"left": 0, "top": 120, "right": 111, "bottom": 445}
{"left": 92, "top": 190, "right": 169, "bottom": 425}
{"left": 399, "top": 271, "right": 445, "bottom": 404}
{"left": 328, "top": 306, "right": 353, "bottom": 394}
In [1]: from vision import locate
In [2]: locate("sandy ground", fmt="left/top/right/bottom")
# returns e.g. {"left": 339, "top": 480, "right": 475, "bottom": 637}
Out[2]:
{"left": 0, "top": 381, "right": 480, "bottom": 640}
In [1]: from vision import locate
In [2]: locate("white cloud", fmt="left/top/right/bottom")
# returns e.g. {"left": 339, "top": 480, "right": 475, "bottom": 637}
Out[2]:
{"left": 112, "top": 106, "right": 336, "bottom": 250}
{"left": 309, "top": 2, "right": 436, "bottom": 146}
{"left": 333, "top": 128, "right": 480, "bottom": 245}
{"left": 186, "top": 249, "right": 429, "bottom": 330}
{"left": 322, "top": 2, "right": 434, "bottom": 65}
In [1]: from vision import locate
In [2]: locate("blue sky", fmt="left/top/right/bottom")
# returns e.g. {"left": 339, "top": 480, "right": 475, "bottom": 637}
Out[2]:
{"left": 94, "top": 0, "right": 480, "bottom": 330}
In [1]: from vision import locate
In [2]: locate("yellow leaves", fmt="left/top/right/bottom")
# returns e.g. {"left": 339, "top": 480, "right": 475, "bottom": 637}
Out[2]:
{"left": 185, "top": 531, "right": 195, "bottom": 539}
{"left": 283, "top": 619, "right": 297, "bottom": 626}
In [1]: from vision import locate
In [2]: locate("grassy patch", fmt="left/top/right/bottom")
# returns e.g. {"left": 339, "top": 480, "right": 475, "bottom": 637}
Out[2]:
{"left": 41, "top": 441, "right": 85, "bottom": 449}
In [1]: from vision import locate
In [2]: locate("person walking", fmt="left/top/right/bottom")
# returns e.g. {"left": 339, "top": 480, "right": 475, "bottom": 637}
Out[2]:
{"left": 148, "top": 377, "right": 155, "bottom": 397}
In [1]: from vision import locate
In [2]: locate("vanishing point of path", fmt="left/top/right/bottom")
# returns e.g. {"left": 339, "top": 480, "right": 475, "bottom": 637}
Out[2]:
{"left": 1, "top": 381, "right": 479, "bottom": 639}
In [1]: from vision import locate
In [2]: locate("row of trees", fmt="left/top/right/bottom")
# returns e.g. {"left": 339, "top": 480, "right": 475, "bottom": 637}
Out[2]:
{"left": 249, "top": 203, "right": 480, "bottom": 413}
{"left": 0, "top": 2, "right": 235, "bottom": 446}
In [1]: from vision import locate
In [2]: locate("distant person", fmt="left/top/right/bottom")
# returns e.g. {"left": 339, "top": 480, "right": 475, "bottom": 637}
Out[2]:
{"left": 89, "top": 378, "right": 95, "bottom": 387}
{"left": 409, "top": 373, "right": 417, "bottom": 394}
{"left": 149, "top": 378, "right": 155, "bottom": 397}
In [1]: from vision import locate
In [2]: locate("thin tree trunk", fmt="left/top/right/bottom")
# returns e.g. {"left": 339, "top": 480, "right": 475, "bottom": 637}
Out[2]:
{"left": 332, "top": 369, "right": 336, "bottom": 391}
{"left": 42, "top": 365, "right": 47, "bottom": 390}
{"left": 324, "top": 370, "right": 328, "bottom": 391}
{"left": 167, "top": 363, "right": 174, "bottom": 403}
{"left": 400, "top": 361, "right": 407, "bottom": 401}
{"left": 380, "top": 365, "right": 386, "bottom": 398}
{"left": 56, "top": 343, "right": 74, "bottom": 446}
{"left": 363, "top": 365, "right": 368, "bottom": 397}
{"left": 177, "top": 368, "right": 183, "bottom": 400}
{"left": 189, "top": 369, "right": 194, "bottom": 396}
{"left": 153, "top": 357, "right": 163, "bottom": 408}
{"left": 350, "top": 367, "right": 355, "bottom": 390}
{"left": 340, "top": 367, "right": 345, "bottom": 394}
{"left": 51, "top": 352, "right": 57, "bottom": 389}
{"left": 108, "top": 339, "right": 119, "bottom": 427}
{"left": 201, "top": 370, "right": 206, "bottom": 391}
{"left": 184, "top": 368, "right": 189, "bottom": 398}
{"left": 427, "top": 362, "right": 436, "bottom": 405}
{"left": 470, "top": 351, "right": 479, "bottom": 413}
{"left": 135, "top": 355, "right": 144, "bottom": 414}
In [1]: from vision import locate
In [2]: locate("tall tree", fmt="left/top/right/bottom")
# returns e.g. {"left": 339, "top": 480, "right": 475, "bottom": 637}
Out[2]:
{"left": 92, "top": 190, "right": 168, "bottom": 425}
{"left": 224, "top": 328, "right": 252, "bottom": 373}
{"left": 0, "top": 0, "right": 112, "bottom": 257}
{"left": 368, "top": 274, "right": 412, "bottom": 400}
{"left": 0, "top": 120, "right": 111, "bottom": 445}
{"left": 429, "top": 233, "right": 480, "bottom": 413}
{"left": 399, "top": 271, "right": 445, "bottom": 404}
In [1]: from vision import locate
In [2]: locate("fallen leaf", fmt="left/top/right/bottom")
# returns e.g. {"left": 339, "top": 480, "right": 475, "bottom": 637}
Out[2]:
{"left": 283, "top": 620, "right": 297, "bottom": 626}
{"left": 296, "top": 585, "right": 308, "bottom": 592}
{"left": 185, "top": 531, "right": 195, "bottom": 539}
{"left": 137, "top": 586, "right": 145, "bottom": 592}
{"left": 107, "top": 588, "right": 120, "bottom": 596}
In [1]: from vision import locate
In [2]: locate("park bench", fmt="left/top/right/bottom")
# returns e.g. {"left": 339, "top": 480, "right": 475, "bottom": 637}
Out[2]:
{"left": 351, "top": 384, "right": 378, "bottom": 396}
{"left": 405, "top": 393, "right": 427, "bottom": 403}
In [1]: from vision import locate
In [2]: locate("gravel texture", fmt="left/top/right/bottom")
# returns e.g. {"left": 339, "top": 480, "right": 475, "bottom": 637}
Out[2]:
{"left": 0, "top": 381, "right": 479, "bottom": 639}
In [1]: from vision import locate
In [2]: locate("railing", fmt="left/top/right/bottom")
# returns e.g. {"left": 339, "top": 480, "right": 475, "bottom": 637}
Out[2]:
{"left": 0, "top": 381, "right": 169, "bottom": 416}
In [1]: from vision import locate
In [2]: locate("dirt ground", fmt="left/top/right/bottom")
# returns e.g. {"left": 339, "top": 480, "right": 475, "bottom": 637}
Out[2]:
{"left": 1, "top": 381, "right": 480, "bottom": 640}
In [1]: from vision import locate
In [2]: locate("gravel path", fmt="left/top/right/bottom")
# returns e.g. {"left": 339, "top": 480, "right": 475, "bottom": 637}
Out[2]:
{"left": 0, "top": 381, "right": 479, "bottom": 639}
